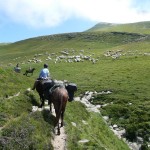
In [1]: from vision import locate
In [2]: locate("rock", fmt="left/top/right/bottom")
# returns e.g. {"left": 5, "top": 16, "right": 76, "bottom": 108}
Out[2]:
{"left": 96, "top": 105, "right": 101, "bottom": 108}
{"left": 32, "top": 106, "right": 38, "bottom": 112}
{"left": 86, "top": 107, "right": 100, "bottom": 113}
{"left": 113, "top": 124, "right": 118, "bottom": 129}
{"left": 78, "top": 139, "right": 89, "bottom": 143}
{"left": 136, "top": 136, "right": 143, "bottom": 144}
{"left": 26, "top": 88, "right": 31, "bottom": 92}
{"left": 103, "top": 116, "right": 109, "bottom": 121}
{"left": 71, "top": 122, "right": 77, "bottom": 127}
{"left": 74, "top": 97, "right": 80, "bottom": 101}
{"left": 82, "top": 120, "right": 88, "bottom": 125}
{"left": 128, "top": 142, "right": 141, "bottom": 150}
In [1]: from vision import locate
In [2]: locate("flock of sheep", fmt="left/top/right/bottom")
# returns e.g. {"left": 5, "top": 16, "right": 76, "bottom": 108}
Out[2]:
{"left": 6, "top": 48, "right": 150, "bottom": 68}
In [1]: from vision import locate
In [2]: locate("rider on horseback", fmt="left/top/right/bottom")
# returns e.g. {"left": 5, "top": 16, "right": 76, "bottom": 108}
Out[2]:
{"left": 32, "top": 64, "right": 50, "bottom": 90}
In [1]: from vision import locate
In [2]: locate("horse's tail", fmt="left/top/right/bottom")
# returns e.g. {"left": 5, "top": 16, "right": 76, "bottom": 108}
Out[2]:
{"left": 55, "top": 88, "right": 63, "bottom": 123}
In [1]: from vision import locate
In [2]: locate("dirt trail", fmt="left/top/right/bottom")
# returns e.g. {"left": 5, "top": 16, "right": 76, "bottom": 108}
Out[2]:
{"left": 50, "top": 106, "right": 67, "bottom": 150}
{"left": 32, "top": 101, "right": 67, "bottom": 150}
{"left": 51, "top": 126, "right": 67, "bottom": 150}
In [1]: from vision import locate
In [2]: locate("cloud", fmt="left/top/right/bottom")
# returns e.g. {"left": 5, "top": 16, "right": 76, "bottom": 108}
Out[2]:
{"left": 0, "top": 0, "right": 150, "bottom": 28}
{"left": 0, "top": 0, "right": 71, "bottom": 28}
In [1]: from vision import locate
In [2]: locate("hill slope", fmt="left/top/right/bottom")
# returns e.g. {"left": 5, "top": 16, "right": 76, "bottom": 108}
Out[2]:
{"left": 87, "top": 21, "right": 150, "bottom": 34}
{"left": 0, "top": 31, "right": 149, "bottom": 65}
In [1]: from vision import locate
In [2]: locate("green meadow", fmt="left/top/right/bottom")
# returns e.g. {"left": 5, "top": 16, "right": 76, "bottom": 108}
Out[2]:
{"left": 0, "top": 21, "right": 150, "bottom": 149}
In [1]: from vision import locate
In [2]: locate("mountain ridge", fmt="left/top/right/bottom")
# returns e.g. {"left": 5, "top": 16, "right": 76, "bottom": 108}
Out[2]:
{"left": 86, "top": 21, "right": 150, "bottom": 34}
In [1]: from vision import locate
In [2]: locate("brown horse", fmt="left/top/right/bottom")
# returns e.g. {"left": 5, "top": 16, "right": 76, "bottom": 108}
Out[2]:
{"left": 23, "top": 68, "right": 35, "bottom": 76}
{"left": 51, "top": 86, "right": 69, "bottom": 135}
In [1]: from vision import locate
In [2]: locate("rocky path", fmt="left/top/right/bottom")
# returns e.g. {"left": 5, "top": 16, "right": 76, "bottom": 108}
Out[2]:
{"left": 32, "top": 101, "right": 67, "bottom": 150}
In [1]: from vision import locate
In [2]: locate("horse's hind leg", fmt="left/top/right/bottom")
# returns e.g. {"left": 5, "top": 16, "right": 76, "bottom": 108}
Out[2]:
{"left": 49, "top": 103, "right": 52, "bottom": 113}
{"left": 60, "top": 111, "right": 64, "bottom": 127}
{"left": 54, "top": 109, "right": 61, "bottom": 135}
{"left": 54, "top": 122, "right": 60, "bottom": 135}
{"left": 54, "top": 119, "right": 60, "bottom": 135}
{"left": 57, "top": 125, "right": 60, "bottom": 135}
{"left": 48, "top": 100, "right": 52, "bottom": 113}
{"left": 39, "top": 95, "right": 45, "bottom": 108}
{"left": 40, "top": 100, "right": 44, "bottom": 108}
{"left": 56, "top": 120, "right": 60, "bottom": 135}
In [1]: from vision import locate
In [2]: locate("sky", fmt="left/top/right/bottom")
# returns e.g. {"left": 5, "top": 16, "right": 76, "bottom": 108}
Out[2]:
{"left": 0, "top": 0, "right": 150, "bottom": 43}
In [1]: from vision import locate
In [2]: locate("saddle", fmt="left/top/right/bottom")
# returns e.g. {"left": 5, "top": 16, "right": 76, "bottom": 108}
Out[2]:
{"left": 49, "top": 83, "right": 65, "bottom": 94}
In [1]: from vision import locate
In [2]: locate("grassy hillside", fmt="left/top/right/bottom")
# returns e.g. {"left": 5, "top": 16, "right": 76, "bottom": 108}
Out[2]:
{"left": 0, "top": 66, "right": 130, "bottom": 150}
{"left": 0, "top": 21, "right": 150, "bottom": 149}
{"left": 0, "top": 31, "right": 149, "bottom": 65}
{"left": 87, "top": 21, "right": 150, "bottom": 34}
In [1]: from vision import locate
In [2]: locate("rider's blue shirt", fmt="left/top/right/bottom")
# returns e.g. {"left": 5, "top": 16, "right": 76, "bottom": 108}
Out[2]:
{"left": 39, "top": 68, "right": 50, "bottom": 79}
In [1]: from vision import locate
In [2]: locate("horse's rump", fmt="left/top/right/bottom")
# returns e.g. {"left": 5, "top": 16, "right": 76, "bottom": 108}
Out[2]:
{"left": 52, "top": 87, "right": 68, "bottom": 104}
